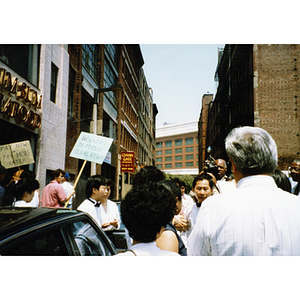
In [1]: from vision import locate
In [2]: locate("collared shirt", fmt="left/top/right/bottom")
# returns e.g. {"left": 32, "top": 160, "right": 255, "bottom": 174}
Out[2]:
{"left": 41, "top": 180, "right": 67, "bottom": 208}
{"left": 77, "top": 198, "right": 120, "bottom": 231}
{"left": 117, "top": 242, "right": 180, "bottom": 256}
{"left": 187, "top": 175, "right": 300, "bottom": 256}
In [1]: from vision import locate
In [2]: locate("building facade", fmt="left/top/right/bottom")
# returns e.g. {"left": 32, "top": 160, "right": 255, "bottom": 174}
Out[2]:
{"left": 0, "top": 44, "right": 157, "bottom": 204}
{"left": 202, "top": 44, "right": 300, "bottom": 171}
{"left": 155, "top": 121, "right": 199, "bottom": 175}
{"left": 0, "top": 44, "right": 69, "bottom": 192}
{"left": 138, "top": 68, "right": 157, "bottom": 170}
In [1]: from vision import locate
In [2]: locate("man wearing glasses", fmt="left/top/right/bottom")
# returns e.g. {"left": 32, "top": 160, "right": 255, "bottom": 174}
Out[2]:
{"left": 290, "top": 159, "right": 300, "bottom": 196}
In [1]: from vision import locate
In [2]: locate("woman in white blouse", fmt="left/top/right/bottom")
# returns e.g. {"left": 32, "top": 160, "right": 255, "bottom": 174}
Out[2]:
{"left": 1, "top": 178, "right": 40, "bottom": 207}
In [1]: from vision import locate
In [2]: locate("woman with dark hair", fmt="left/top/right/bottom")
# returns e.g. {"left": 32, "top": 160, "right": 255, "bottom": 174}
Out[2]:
{"left": 0, "top": 178, "right": 40, "bottom": 207}
{"left": 271, "top": 169, "right": 292, "bottom": 193}
{"left": 156, "top": 180, "right": 187, "bottom": 256}
{"left": 117, "top": 182, "right": 179, "bottom": 256}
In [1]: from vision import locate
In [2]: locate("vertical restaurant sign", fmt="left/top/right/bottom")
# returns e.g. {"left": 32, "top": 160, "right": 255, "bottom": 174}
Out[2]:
{"left": 0, "top": 140, "right": 35, "bottom": 169}
{"left": 121, "top": 151, "right": 135, "bottom": 172}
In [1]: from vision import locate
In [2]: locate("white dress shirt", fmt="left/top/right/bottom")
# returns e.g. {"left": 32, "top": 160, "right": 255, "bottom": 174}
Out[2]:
{"left": 188, "top": 175, "right": 300, "bottom": 256}
{"left": 117, "top": 242, "right": 180, "bottom": 256}
{"left": 77, "top": 198, "right": 120, "bottom": 230}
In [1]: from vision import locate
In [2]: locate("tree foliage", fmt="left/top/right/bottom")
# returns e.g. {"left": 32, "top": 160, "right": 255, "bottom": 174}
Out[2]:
{"left": 165, "top": 173, "right": 195, "bottom": 193}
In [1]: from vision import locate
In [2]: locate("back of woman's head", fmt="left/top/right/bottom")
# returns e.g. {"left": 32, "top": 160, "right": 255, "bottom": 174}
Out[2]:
{"left": 158, "top": 180, "right": 181, "bottom": 203}
{"left": 121, "top": 182, "right": 176, "bottom": 243}
{"left": 132, "top": 166, "right": 165, "bottom": 186}
{"left": 225, "top": 126, "right": 277, "bottom": 176}
{"left": 1, "top": 178, "right": 40, "bottom": 206}
{"left": 271, "top": 169, "right": 291, "bottom": 193}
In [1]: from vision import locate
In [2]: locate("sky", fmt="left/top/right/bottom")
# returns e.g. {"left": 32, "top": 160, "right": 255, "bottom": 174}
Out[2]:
{"left": 140, "top": 44, "right": 224, "bottom": 128}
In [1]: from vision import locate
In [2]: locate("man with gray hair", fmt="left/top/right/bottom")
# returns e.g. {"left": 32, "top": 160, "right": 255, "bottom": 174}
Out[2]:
{"left": 188, "top": 126, "right": 300, "bottom": 256}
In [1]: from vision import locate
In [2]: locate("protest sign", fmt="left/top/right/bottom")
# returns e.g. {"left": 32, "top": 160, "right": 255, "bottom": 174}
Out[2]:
{"left": 70, "top": 132, "right": 113, "bottom": 164}
{"left": 0, "top": 140, "right": 34, "bottom": 169}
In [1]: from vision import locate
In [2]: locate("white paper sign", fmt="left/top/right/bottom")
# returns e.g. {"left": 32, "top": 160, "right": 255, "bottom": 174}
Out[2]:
{"left": 70, "top": 132, "right": 113, "bottom": 165}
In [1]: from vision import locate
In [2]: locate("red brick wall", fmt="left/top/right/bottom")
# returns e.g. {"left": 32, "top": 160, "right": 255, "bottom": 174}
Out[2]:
{"left": 253, "top": 44, "right": 300, "bottom": 169}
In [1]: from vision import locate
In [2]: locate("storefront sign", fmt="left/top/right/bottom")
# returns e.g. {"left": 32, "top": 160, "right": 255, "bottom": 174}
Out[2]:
{"left": 0, "top": 67, "right": 42, "bottom": 129}
{"left": 0, "top": 140, "right": 35, "bottom": 169}
{"left": 70, "top": 132, "right": 113, "bottom": 165}
{"left": 121, "top": 151, "right": 135, "bottom": 173}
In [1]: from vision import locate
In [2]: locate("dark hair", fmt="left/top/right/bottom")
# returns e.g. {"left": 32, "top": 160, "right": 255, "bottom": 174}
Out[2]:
{"left": 192, "top": 173, "right": 214, "bottom": 189}
{"left": 158, "top": 180, "right": 182, "bottom": 214}
{"left": 51, "top": 169, "right": 65, "bottom": 180}
{"left": 1, "top": 178, "right": 40, "bottom": 206}
{"left": 121, "top": 182, "right": 176, "bottom": 243}
{"left": 271, "top": 169, "right": 292, "bottom": 193}
{"left": 20, "top": 170, "right": 36, "bottom": 179}
{"left": 85, "top": 175, "right": 109, "bottom": 199}
{"left": 0, "top": 165, "right": 6, "bottom": 175}
{"left": 132, "top": 166, "right": 165, "bottom": 186}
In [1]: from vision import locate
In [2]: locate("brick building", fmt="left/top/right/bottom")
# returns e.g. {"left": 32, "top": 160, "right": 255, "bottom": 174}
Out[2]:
{"left": 0, "top": 44, "right": 156, "bottom": 205}
{"left": 198, "top": 94, "right": 213, "bottom": 172}
{"left": 155, "top": 121, "right": 199, "bottom": 175}
{"left": 65, "top": 44, "right": 155, "bottom": 203}
{"left": 201, "top": 44, "right": 300, "bottom": 171}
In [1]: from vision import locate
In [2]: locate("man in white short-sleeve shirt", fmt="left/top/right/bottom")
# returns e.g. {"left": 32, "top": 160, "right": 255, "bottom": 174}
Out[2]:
{"left": 188, "top": 126, "right": 300, "bottom": 256}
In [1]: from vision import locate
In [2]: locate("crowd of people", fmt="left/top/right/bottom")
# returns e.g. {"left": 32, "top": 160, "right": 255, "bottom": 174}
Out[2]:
{"left": 0, "top": 125, "right": 300, "bottom": 256}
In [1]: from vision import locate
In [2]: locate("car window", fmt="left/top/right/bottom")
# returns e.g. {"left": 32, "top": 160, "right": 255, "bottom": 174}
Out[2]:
{"left": 0, "top": 228, "right": 69, "bottom": 255}
{"left": 71, "top": 221, "right": 113, "bottom": 256}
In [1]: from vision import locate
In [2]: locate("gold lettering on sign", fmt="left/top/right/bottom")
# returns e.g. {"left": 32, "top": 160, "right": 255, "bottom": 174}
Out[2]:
{"left": 0, "top": 66, "right": 42, "bottom": 129}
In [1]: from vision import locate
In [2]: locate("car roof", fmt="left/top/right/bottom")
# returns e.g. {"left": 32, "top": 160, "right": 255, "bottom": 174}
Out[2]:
{"left": 0, "top": 207, "right": 85, "bottom": 241}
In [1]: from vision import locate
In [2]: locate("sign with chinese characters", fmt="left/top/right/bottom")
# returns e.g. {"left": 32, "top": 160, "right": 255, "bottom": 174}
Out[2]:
{"left": 121, "top": 151, "right": 135, "bottom": 172}
{"left": 0, "top": 140, "right": 35, "bottom": 168}
{"left": 70, "top": 132, "right": 113, "bottom": 165}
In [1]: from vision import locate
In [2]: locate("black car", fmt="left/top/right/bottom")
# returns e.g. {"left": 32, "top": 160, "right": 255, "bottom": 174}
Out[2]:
{"left": 0, "top": 207, "right": 118, "bottom": 256}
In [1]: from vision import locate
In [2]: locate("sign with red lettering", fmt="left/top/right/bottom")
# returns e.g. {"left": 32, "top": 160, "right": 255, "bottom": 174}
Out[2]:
{"left": 121, "top": 151, "right": 135, "bottom": 172}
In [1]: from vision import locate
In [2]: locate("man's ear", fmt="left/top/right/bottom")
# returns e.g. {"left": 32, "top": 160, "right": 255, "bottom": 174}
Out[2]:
{"left": 230, "top": 158, "right": 237, "bottom": 173}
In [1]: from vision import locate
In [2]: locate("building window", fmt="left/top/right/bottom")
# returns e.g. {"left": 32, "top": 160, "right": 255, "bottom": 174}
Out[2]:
{"left": 175, "top": 155, "right": 182, "bottom": 161}
{"left": 175, "top": 148, "right": 182, "bottom": 154}
{"left": 165, "top": 149, "right": 172, "bottom": 155}
{"left": 50, "top": 62, "right": 58, "bottom": 103}
{"left": 156, "top": 157, "right": 162, "bottom": 163}
{"left": 185, "top": 147, "right": 193, "bottom": 153}
{"left": 0, "top": 44, "right": 40, "bottom": 87}
{"left": 104, "top": 59, "right": 117, "bottom": 107}
{"left": 175, "top": 163, "right": 182, "bottom": 168}
{"left": 103, "top": 111, "right": 116, "bottom": 141}
{"left": 68, "top": 67, "right": 75, "bottom": 117}
{"left": 156, "top": 142, "right": 162, "bottom": 149}
{"left": 156, "top": 164, "right": 162, "bottom": 169}
{"left": 165, "top": 156, "right": 172, "bottom": 162}
{"left": 165, "top": 163, "right": 172, "bottom": 169}
{"left": 156, "top": 150, "right": 162, "bottom": 156}
{"left": 82, "top": 44, "right": 98, "bottom": 81}
{"left": 105, "top": 44, "right": 117, "bottom": 63}
{"left": 175, "top": 139, "right": 182, "bottom": 146}
{"left": 185, "top": 138, "right": 194, "bottom": 145}
{"left": 186, "top": 154, "right": 194, "bottom": 160}
{"left": 186, "top": 162, "right": 193, "bottom": 167}
{"left": 165, "top": 140, "right": 172, "bottom": 148}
